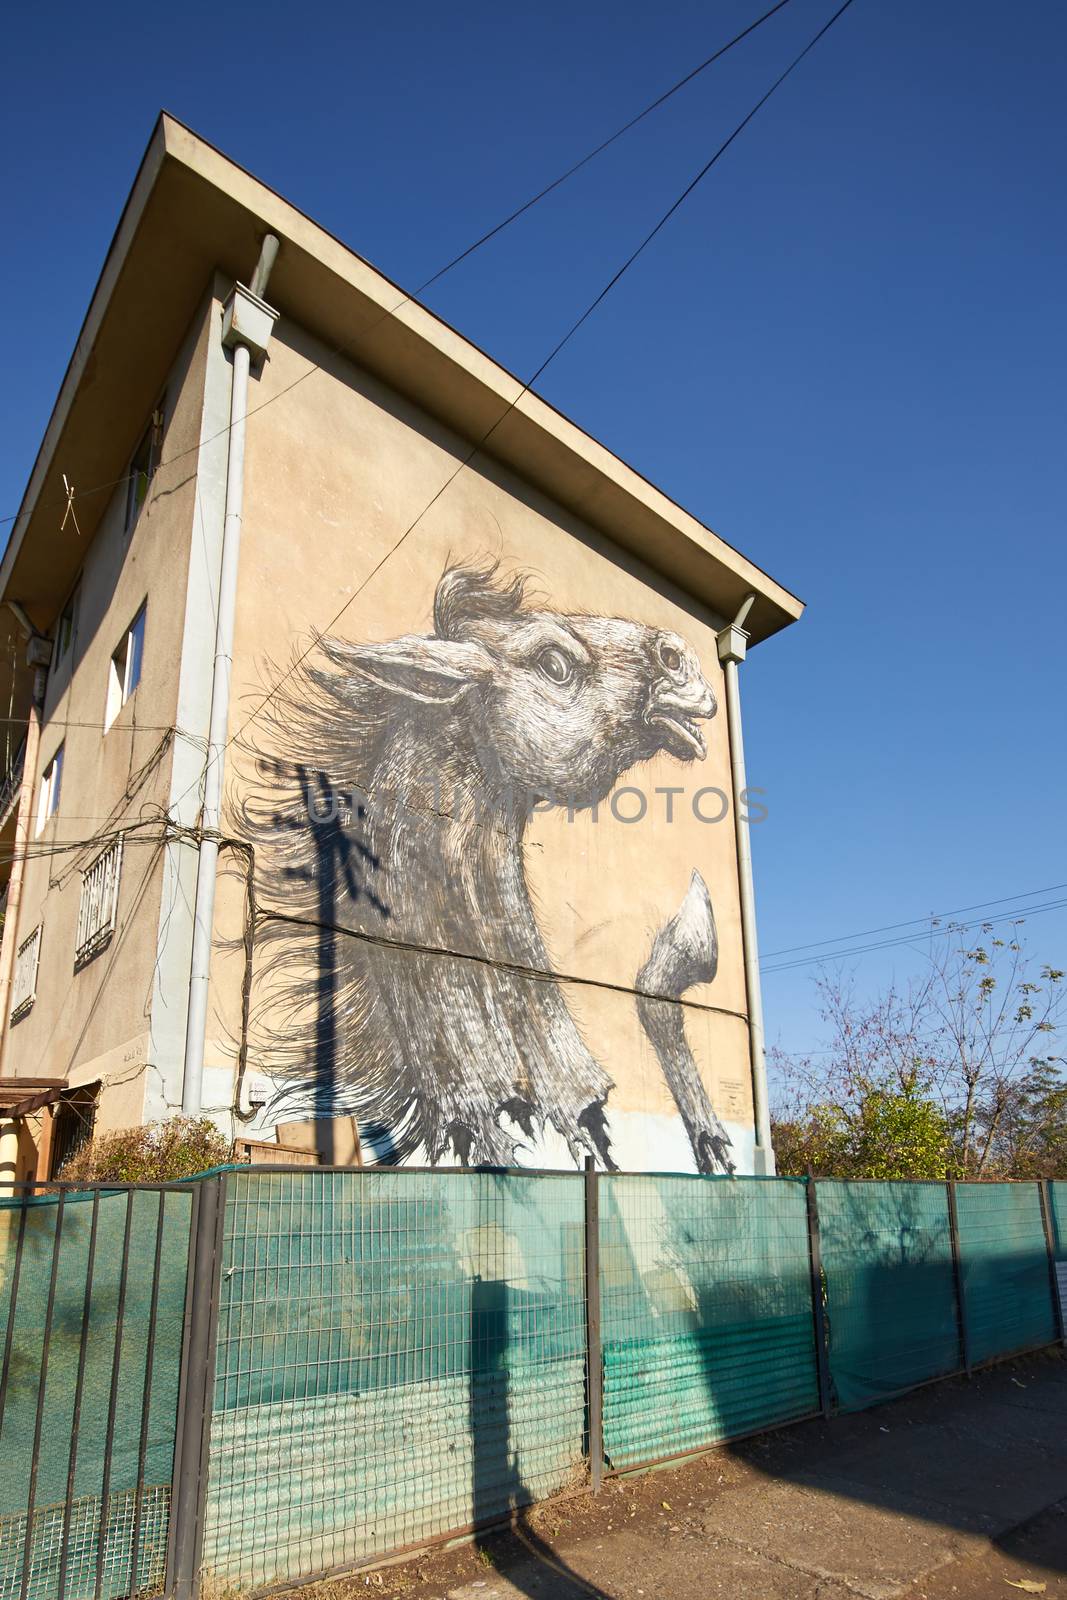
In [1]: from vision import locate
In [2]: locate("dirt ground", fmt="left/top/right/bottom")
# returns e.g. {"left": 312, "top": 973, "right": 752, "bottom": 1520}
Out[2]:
{"left": 282, "top": 1350, "right": 1067, "bottom": 1600}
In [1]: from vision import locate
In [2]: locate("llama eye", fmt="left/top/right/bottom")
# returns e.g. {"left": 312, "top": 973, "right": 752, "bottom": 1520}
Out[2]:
{"left": 537, "top": 647, "right": 573, "bottom": 685}
{"left": 658, "top": 642, "right": 682, "bottom": 673}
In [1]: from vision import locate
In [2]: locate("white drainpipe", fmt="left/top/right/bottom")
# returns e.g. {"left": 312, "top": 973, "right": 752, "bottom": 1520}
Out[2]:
{"left": 717, "top": 595, "right": 775, "bottom": 1175}
{"left": 182, "top": 236, "right": 279, "bottom": 1116}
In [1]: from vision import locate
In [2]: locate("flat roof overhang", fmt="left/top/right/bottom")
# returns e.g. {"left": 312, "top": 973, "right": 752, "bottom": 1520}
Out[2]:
{"left": 2, "top": 114, "right": 804, "bottom": 649}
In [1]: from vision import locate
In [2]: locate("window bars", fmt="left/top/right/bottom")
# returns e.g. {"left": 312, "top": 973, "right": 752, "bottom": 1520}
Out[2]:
{"left": 10, "top": 926, "right": 42, "bottom": 1021}
{"left": 75, "top": 841, "right": 123, "bottom": 968}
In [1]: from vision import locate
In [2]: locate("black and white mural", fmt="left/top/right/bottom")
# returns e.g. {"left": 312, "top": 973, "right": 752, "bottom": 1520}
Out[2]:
{"left": 236, "top": 561, "right": 737, "bottom": 1172}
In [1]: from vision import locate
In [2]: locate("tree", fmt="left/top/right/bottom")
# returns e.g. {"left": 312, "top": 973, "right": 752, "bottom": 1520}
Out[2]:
{"left": 770, "top": 922, "right": 1064, "bottom": 1180}
{"left": 773, "top": 1078, "right": 949, "bottom": 1180}
{"left": 971, "top": 1061, "right": 1067, "bottom": 1178}
{"left": 921, "top": 930, "right": 1064, "bottom": 1175}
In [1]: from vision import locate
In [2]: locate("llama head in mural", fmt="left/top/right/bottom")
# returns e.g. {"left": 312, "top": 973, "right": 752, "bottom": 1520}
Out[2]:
{"left": 237, "top": 560, "right": 727, "bottom": 1171}
{"left": 316, "top": 563, "right": 716, "bottom": 814}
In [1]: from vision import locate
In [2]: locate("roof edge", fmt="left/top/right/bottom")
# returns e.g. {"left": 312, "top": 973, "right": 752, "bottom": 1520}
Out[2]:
{"left": 4, "top": 112, "right": 804, "bottom": 645}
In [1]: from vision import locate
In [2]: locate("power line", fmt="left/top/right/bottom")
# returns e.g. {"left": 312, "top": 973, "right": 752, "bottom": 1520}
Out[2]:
{"left": 418, "top": 0, "right": 798, "bottom": 291}
{"left": 761, "top": 897, "right": 1067, "bottom": 975}
{"left": 0, "top": 0, "right": 799, "bottom": 535}
{"left": 0, "top": 716, "right": 202, "bottom": 734}
{"left": 203, "top": 0, "right": 859, "bottom": 799}
{"left": 761, "top": 881, "right": 1067, "bottom": 959}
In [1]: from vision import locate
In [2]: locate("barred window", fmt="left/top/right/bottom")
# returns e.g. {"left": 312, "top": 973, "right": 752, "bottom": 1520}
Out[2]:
{"left": 75, "top": 839, "right": 123, "bottom": 967}
{"left": 11, "top": 925, "right": 42, "bottom": 1021}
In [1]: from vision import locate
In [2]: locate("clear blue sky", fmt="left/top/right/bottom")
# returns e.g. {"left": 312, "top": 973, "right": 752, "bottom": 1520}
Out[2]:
{"left": 2, "top": 0, "right": 1064, "bottom": 1063}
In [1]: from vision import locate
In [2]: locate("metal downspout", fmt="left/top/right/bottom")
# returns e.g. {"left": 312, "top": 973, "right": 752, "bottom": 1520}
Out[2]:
{"left": 717, "top": 597, "right": 775, "bottom": 1175}
{"left": 182, "top": 237, "right": 278, "bottom": 1116}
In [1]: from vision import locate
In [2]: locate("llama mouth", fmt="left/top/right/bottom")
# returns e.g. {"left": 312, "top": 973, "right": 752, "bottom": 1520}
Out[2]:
{"left": 648, "top": 709, "right": 707, "bottom": 760}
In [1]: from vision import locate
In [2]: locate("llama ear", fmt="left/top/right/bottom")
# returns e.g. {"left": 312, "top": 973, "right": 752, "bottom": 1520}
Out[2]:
{"left": 326, "top": 634, "right": 495, "bottom": 703}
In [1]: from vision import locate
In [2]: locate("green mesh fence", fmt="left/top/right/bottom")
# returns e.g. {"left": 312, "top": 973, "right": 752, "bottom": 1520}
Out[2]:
{"left": 201, "top": 1169, "right": 588, "bottom": 1591}
{"left": 599, "top": 1175, "right": 818, "bottom": 1470}
{"left": 955, "top": 1182, "right": 1056, "bottom": 1365}
{"left": 7, "top": 1166, "right": 1061, "bottom": 1600}
{"left": 816, "top": 1181, "right": 959, "bottom": 1412}
{"left": 0, "top": 1187, "right": 193, "bottom": 1600}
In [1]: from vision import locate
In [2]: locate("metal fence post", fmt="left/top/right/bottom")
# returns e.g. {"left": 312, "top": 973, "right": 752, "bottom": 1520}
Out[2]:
{"left": 167, "top": 1175, "right": 226, "bottom": 1600}
{"left": 1038, "top": 1179, "right": 1065, "bottom": 1347}
{"left": 946, "top": 1179, "right": 971, "bottom": 1377}
{"left": 584, "top": 1157, "right": 603, "bottom": 1492}
{"left": 804, "top": 1174, "right": 832, "bottom": 1418}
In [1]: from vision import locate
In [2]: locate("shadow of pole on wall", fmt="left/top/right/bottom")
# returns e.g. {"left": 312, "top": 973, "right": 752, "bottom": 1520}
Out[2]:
{"left": 291, "top": 766, "right": 356, "bottom": 1167}
{"left": 283, "top": 766, "right": 391, "bottom": 1168}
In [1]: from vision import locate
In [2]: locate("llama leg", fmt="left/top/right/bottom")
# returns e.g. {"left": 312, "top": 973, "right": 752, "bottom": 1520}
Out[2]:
{"left": 636, "top": 871, "right": 735, "bottom": 1176}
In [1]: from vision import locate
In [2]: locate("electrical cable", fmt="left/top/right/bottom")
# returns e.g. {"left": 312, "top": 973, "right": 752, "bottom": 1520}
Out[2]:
{"left": 195, "top": 0, "right": 860, "bottom": 800}
{"left": 761, "top": 897, "right": 1067, "bottom": 975}
{"left": 761, "top": 881, "right": 1067, "bottom": 959}
{"left": 417, "top": 0, "right": 798, "bottom": 292}
{"left": 0, "top": 0, "right": 799, "bottom": 534}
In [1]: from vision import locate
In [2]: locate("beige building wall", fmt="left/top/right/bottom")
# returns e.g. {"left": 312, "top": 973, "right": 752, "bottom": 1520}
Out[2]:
{"left": 207, "top": 316, "right": 756, "bottom": 1173}
{"left": 1, "top": 296, "right": 215, "bottom": 1143}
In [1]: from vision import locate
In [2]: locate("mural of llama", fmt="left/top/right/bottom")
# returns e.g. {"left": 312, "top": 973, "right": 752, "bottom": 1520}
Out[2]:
{"left": 236, "top": 561, "right": 736, "bottom": 1172}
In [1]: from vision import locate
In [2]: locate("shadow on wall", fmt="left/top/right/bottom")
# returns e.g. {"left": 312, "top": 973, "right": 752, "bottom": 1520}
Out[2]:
{"left": 284, "top": 764, "right": 389, "bottom": 1166}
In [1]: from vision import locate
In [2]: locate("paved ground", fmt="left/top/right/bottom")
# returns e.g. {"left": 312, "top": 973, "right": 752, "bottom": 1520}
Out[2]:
{"left": 295, "top": 1350, "right": 1067, "bottom": 1600}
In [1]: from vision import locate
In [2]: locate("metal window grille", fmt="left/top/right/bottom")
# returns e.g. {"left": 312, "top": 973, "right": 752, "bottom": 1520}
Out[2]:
{"left": 75, "top": 841, "right": 123, "bottom": 967}
{"left": 10, "top": 925, "right": 41, "bottom": 1020}
{"left": 0, "top": 738, "right": 26, "bottom": 825}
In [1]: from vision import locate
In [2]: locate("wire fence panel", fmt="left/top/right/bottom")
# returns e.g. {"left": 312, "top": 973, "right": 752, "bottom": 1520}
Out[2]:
{"left": 201, "top": 1170, "right": 587, "bottom": 1591}
{"left": 816, "top": 1181, "right": 959, "bottom": 1412}
{"left": 4, "top": 1168, "right": 1062, "bottom": 1600}
{"left": 599, "top": 1175, "right": 818, "bottom": 1470}
{"left": 0, "top": 1187, "right": 193, "bottom": 1600}
{"left": 956, "top": 1182, "right": 1056, "bottom": 1366}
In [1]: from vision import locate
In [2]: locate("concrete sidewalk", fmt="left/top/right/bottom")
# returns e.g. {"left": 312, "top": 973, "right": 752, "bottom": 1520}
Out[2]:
{"left": 299, "top": 1350, "right": 1067, "bottom": 1600}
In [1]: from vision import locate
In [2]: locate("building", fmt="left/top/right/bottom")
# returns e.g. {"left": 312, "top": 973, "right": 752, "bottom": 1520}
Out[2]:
{"left": 0, "top": 116, "right": 803, "bottom": 1185}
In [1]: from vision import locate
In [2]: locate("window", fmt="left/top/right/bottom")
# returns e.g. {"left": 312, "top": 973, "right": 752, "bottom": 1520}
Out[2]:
{"left": 55, "top": 585, "right": 79, "bottom": 667}
{"left": 49, "top": 1093, "right": 97, "bottom": 1177}
{"left": 76, "top": 839, "right": 123, "bottom": 967}
{"left": 11, "top": 925, "right": 42, "bottom": 1021}
{"left": 124, "top": 408, "right": 163, "bottom": 533}
{"left": 105, "top": 604, "right": 146, "bottom": 730}
{"left": 35, "top": 746, "right": 63, "bottom": 834}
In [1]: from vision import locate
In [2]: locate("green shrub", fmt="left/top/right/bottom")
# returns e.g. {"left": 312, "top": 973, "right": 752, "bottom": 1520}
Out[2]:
{"left": 57, "top": 1116, "right": 232, "bottom": 1183}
